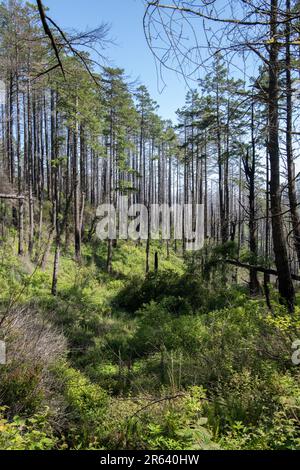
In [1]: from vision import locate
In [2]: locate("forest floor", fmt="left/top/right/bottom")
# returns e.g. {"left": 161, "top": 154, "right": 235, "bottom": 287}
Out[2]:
{"left": 1, "top": 229, "right": 300, "bottom": 450}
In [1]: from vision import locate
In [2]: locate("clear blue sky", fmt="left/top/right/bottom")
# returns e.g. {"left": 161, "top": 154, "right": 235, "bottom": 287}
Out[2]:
{"left": 43, "top": 0, "right": 188, "bottom": 121}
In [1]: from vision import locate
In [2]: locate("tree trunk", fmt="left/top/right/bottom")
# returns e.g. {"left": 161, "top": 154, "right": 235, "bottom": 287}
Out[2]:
{"left": 268, "top": 0, "right": 294, "bottom": 311}
{"left": 285, "top": 0, "right": 300, "bottom": 268}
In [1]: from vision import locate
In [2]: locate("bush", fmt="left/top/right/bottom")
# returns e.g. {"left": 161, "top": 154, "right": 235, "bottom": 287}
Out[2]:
{"left": 0, "top": 407, "right": 57, "bottom": 450}
{"left": 0, "top": 306, "right": 67, "bottom": 416}
{"left": 115, "top": 271, "right": 182, "bottom": 313}
{"left": 220, "top": 410, "right": 300, "bottom": 450}
{"left": 104, "top": 387, "right": 219, "bottom": 450}
{"left": 116, "top": 267, "right": 247, "bottom": 316}
{"left": 53, "top": 364, "right": 108, "bottom": 448}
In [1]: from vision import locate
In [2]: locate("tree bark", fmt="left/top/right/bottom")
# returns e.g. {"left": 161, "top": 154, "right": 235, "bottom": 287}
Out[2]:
{"left": 285, "top": 0, "right": 300, "bottom": 268}
{"left": 268, "top": 0, "right": 294, "bottom": 311}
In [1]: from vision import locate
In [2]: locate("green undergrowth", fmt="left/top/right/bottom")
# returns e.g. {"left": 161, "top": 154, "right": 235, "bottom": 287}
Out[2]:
{"left": 1, "top": 233, "right": 300, "bottom": 450}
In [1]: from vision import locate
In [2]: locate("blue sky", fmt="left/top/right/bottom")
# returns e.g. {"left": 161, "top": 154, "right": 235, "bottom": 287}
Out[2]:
{"left": 43, "top": 0, "right": 188, "bottom": 121}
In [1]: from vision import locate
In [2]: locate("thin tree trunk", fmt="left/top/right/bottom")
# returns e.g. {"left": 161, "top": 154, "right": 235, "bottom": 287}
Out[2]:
{"left": 285, "top": 0, "right": 300, "bottom": 268}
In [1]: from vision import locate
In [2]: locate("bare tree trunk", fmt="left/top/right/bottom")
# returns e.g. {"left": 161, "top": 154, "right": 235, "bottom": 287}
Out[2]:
{"left": 27, "top": 79, "right": 34, "bottom": 256}
{"left": 268, "top": 0, "right": 294, "bottom": 311}
{"left": 249, "top": 101, "right": 260, "bottom": 294}
{"left": 264, "top": 143, "right": 272, "bottom": 310}
{"left": 16, "top": 70, "right": 24, "bottom": 256}
{"left": 73, "top": 96, "right": 81, "bottom": 261}
{"left": 285, "top": 0, "right": 300, "bottom": 268}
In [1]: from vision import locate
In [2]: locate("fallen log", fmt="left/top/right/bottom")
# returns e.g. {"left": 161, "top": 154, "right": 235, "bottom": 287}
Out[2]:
{"left": 0, "top": 194, "right": 25, "bottom": 200}
{"left": 225, "top": 259, "right": 300, "bottom": 282}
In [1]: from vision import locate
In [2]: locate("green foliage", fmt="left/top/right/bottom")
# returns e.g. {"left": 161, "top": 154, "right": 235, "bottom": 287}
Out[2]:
{"left": 116, "top": 266, "right": 245, "bottom": 316}
{"left": 127, "top": 391, "right": 217, "bottom": 450}
{"left": 0, "top": 407, "right": 57, "bottom": 450}
{"left": 1, "top": 235, "right": 300, "bottom": 450}
{"left": 0, "top": 364, "right": 45, "bottom": 415}
{"left": 104, "top": 387, "right": 218, "bottom": 450}
{"left": 53, "top": 364, "right": 108, "bottom": 448}
{"left": 116, "top": 270, "right": 181, "bottom": 313}
{"left": 221, "top": 410, "right": 300, "bottom": 450}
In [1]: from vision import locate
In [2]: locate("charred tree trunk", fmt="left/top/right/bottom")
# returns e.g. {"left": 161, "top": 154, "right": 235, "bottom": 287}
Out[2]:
{"left": 268, "top": 0, "right": 294, "bottom": 311}
{"left": 285, "top": 0, "right": 300, "bottom": 268}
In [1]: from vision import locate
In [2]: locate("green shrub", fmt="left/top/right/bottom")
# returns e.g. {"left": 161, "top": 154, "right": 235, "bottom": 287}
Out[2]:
{"left": 115, "top": 271, "right": 182, "bottom": 313}
{"left": 220, "top": 411, "right": 300, "bottom": 450}
{"left": 53, "top": 364, "right": 108, "bottom": 448}
{"left": 116, "top": 267, "right": 248, "bottom": 316}
{"left": 0, "top": 407, "right": 57, "bottom": 450}
{"left": 104, "top": 387, "right": 218, "bottom": 450}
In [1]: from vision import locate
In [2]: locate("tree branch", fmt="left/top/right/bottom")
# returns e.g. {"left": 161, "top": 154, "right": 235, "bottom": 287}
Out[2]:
{"left": 36, "top": 0, "right": 65, "bottom": 78}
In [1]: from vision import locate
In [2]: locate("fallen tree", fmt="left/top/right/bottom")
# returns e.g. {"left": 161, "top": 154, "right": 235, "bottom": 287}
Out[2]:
{"left": 225, "top": 259, "right": 300, "bottom": 282}
{"left": 0, "top": 194, "right": 25, "bottom": 200}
